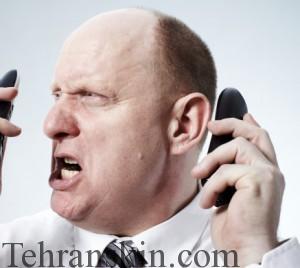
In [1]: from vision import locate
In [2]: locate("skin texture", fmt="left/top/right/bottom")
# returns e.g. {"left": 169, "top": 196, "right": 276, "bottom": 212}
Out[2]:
{"left": 0, "top": 8, "right": 285, "bottom": 267}
{"left": 43, "top": 9, "right": 209, "bottom": 235}
{"left": 192, "top": 114, "right": 284, "bottom": 266}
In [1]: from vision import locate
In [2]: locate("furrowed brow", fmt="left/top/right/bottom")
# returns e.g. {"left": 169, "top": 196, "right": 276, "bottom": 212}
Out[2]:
{"left": 50, "top": 83, "right": 61, "bottom": 93}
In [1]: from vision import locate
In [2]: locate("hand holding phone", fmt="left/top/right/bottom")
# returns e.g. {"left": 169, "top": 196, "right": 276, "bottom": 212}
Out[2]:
{"left": 193, "top": 88, "right": 284, "bottom": 265}
{"left": 201, "top": 88, "right": 248, "bottom": 206}
{"left": 0, "top": 70, "right": 21, "bottom": 192}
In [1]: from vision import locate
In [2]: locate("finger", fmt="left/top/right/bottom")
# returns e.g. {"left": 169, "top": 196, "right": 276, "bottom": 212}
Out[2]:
{"left": 199, "top": 164, "right": 253, "bottom": 208}
{"left": 244, "top": 113, "right": 278, "bottom": 165}
{"left": 199, "top": 163, "right": 283, "bottom": 209}
{"left": 0, "top": 118, "right": 21, "bottom": 136}
{"left": 191, "top": 137, "right": 270, "bottom": 179}
{"left": 0, "top": 87, "right": 18, "bottom": 101}
{"left": 207, "top": 118, "right": 277, "bottom": 165}
{"left": 243, "top": 113, "right": 260, "bottom": 127}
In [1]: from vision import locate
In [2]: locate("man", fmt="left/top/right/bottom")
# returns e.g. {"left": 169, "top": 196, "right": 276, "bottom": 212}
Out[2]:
{"left": 0, "top": 8, "right": 299, "bottom": 268}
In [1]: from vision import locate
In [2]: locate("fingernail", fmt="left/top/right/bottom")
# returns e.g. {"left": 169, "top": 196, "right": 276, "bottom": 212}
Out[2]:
{"left": 14, "top": 126, "right": 22, "bottom": 134}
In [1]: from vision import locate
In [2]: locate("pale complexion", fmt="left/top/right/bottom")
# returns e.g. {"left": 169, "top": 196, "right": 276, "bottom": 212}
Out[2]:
{"left": 192, "top": 115, "right": 284, "bottom": 265}
{"left": 44, "top": 9, "right": 204, "bottom": 235}
{"left": 0, "top": 8, "right": 285, "bottom": 267}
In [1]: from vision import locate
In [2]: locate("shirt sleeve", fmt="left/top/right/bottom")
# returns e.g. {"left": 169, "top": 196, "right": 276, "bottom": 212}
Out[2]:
{"left": 245, "top": 237, "right": 300, "bottom": 268}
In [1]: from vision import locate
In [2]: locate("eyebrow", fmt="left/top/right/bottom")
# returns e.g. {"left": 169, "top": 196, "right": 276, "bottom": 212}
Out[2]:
{"left": 50, "top": 83, "right": 60, "bottom": 93}
{"left": 50, "top": 82, "right": 118, "bottom": 99}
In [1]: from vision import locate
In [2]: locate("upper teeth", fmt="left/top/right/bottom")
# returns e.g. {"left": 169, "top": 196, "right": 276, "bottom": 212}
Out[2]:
{"left": 64, "top": 158, "right": 78, "bottom": 164}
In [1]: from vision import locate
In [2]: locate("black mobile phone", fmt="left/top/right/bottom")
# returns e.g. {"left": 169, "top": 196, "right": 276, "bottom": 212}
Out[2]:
{"left": 201, "top": 88, "right": 248, "bottom": 207}
{"left": 0, "top": 70, "right": 19, "bottom": 164}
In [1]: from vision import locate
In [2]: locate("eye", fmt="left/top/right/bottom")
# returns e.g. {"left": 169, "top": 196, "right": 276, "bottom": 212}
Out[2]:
{"left": 80, "top": 91, "right": 108, "bottom": 105}
{"left": 52, "top": 91, "right": 62, "bottom": 101}
{"left": 83, "top": 92, "right": 98, "bottom": 97}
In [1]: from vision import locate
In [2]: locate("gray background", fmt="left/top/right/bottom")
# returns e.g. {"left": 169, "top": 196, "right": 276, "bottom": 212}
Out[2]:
{"left": 0, "top": 0, "right": 299, "bottom": 240}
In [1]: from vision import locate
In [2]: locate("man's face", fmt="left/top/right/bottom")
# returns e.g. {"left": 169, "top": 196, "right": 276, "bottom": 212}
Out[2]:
{"left": 43, "top": 12, "right": 171, "bottom": 233}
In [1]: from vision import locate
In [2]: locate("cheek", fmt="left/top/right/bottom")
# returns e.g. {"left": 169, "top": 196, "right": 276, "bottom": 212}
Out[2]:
{"left": 78, "top": 99, "right": 169, "bottom": 196}
{"left": 85, "top": 110, "right": 167, "bottom": 189}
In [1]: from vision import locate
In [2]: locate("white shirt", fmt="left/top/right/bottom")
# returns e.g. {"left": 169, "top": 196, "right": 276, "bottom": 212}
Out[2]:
{"left": 0, "top": 192, "right": 299, "bottom": 267}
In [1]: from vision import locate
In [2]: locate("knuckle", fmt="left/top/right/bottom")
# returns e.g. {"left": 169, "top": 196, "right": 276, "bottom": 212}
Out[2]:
{"left": 263, "top": 165, "right": 283, "bottom": 185}
{"left": 247, "top": 179, "right": 262, "bottom": 196}
{"left": 263, "top": 165, "right": 277, "bottom": 182}
{"left": 251, "top": 128, "right": 269, "bottom": 145}
{"left": 259, "top": 128, "right": 270, "bottom": 139}
{"left": 277, "top": 170, "right": 285, "bottom": 191}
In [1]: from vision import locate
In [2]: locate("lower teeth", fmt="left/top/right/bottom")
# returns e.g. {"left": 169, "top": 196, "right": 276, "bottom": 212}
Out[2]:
{"left": 61, "top": 169, "right": 79, "bottom": 179}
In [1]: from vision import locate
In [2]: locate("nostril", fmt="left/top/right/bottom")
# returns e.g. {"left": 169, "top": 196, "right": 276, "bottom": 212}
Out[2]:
{"left": 54, "top": 132, "right": 70, "bottom": 141}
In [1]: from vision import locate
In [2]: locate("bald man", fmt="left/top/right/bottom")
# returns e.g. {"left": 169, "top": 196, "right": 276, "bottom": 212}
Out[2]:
{"left": 0, "top": 8, "right": 299, "bottom": 268}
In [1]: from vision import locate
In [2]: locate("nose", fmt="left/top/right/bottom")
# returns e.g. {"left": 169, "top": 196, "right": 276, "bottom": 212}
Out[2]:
{"left": 43, "top": 97, "right": 80, "bottom": 141}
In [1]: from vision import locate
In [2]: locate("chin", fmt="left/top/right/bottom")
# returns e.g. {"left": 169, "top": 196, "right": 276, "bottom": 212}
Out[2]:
{"left": 50, "top": 190, "right": 91, "bottom": 222}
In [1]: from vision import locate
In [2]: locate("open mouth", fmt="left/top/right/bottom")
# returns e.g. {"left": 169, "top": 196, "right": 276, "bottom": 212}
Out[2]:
{"left": 49, "top": 154, "right": 83, "bottom": 191}
{"left": 54, "top": 157, "right": 82, "bottom": 180}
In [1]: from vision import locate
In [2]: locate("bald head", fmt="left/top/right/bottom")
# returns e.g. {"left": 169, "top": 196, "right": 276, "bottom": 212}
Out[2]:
{"left": 54, "top": 9, "right": 159, "bottom": 94}
{"left": 46, "top": 8, "right": 214, "bottom": 234}
{"left": 57, "top": 8, "right": 216, "bottom": 106}
{"left": 63, "top": 8, "right": 157, "bottom": 56}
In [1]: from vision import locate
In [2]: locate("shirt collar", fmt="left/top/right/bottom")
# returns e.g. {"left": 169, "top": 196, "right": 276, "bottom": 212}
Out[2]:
{"left": 74, "top": 190, "right": 212, "bottom": 266}
{"left": 128, "top": 191, "right": 212, "bottom": 264}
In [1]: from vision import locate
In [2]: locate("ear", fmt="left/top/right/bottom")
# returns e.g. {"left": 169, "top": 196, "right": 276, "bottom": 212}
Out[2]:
{"left": 168, "top": 92, "right": 211, "bottom": 155}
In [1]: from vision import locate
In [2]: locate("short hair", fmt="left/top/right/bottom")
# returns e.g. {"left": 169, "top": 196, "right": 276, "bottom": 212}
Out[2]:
{"left": 153, "top": 11, "right": 217, "bottom": 108}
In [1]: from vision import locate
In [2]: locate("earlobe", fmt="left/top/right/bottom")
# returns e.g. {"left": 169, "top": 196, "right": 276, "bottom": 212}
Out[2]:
{"left": 168, "top": 92, "right": 211, "bottom": 155}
